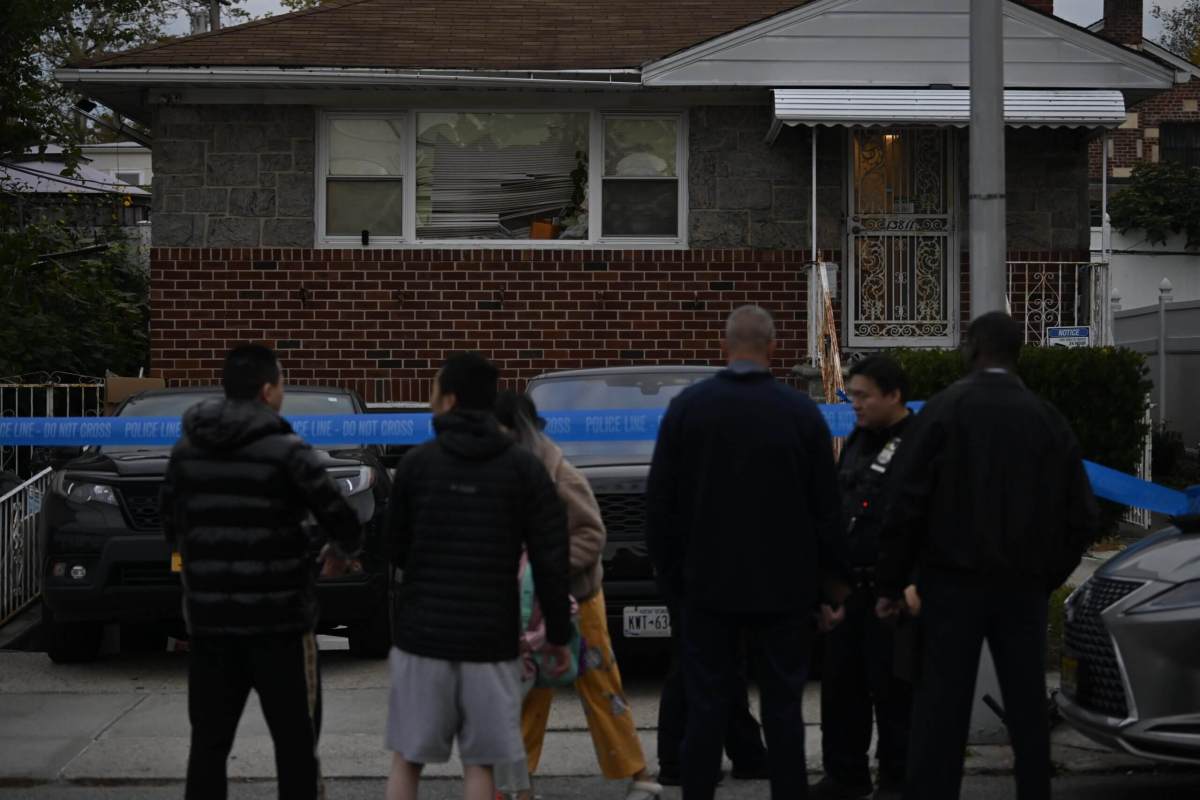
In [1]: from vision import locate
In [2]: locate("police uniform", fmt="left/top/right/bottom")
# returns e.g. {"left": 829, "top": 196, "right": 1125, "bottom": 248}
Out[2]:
{"left": 819, "top": 414, "right": 913, "bottom": 795}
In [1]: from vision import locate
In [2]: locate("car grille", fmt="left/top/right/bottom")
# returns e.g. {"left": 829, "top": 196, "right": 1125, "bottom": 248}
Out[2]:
{"left": 118, "top": 482, "right": 163, "bottom": 531}
{"left": 597, "top": 493, "right": 645, "bottom": 542}
{"left": 1064, "top": 577, "right": 1143, "bottom": 719}
{"left": 115, "top": 562, "right": 178, "bottom": 587}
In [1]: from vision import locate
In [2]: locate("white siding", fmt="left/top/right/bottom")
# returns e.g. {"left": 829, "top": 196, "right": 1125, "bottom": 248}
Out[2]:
{"left": 643, "top": 0, "right": 1172, "bottom": 91}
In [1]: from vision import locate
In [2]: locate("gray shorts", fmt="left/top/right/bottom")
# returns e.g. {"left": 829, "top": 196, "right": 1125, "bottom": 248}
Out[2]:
{"left": 385, "top": 647, "right": 524, "bottom": 766}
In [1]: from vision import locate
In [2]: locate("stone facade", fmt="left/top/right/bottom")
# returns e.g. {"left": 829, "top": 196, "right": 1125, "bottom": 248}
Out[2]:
{"left": 688, "top": 106, "right": 843, "bottom": 251}
{"left": 1002, "top": 128, "right": 1092, "bottom": 253}
{"left": 150, "top": 105, "right": 315, "bottom": 248}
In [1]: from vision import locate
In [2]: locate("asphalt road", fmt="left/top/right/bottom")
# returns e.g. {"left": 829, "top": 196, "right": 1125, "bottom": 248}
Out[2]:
{"left": 4, "top": 773, "right": 1200, "bottom": 799}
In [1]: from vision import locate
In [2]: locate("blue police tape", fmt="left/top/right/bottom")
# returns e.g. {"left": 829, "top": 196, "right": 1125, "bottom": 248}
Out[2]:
{"left": 1, "top": 408, "right": 1195, "bottom": 517}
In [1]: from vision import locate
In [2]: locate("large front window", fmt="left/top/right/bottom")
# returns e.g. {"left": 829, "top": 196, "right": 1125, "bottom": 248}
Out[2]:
{"left": 416, "top": 112, "right": 589, "bottom": 240}
{"left": 317, "top": 109, "right": 686, "bottom": 247}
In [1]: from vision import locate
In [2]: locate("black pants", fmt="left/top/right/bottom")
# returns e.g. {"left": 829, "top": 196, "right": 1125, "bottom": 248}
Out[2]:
{"left": 681, "top": 604, "right": 810, "bottom": 800}
{"left": 905, "top": 575, "right": 1050, "bottom": 800}
{"left": 186, "top": 631, "right": 323, "bottom": 800}
{"left": 820, "top": 588, "right": 912, "bottom": 788}
{"left": 658, "top": 604, "right": 768, "bottom": 774}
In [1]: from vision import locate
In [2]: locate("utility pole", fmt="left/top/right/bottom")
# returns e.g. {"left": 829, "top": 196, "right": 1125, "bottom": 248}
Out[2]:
{"left": 968, "top": 0, "right": 1007, "bottom": 317}
{"left": 209, "top": 0, "right": 221, "bottom": 31}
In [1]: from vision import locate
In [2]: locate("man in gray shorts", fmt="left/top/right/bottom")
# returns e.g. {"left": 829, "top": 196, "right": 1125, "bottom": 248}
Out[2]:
{"left": 385, "top": 352, "right": 572, "bottom": 800}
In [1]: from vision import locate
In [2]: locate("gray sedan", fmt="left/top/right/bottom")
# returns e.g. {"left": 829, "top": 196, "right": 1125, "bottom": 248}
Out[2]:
{"left": 1057, "top": 515, "right": 1200, "bottom": 764}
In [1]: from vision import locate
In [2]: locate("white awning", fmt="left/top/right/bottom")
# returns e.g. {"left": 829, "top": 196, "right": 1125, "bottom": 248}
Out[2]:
{"left": 772, "top": 89, "right": 1126, "bottom": 130}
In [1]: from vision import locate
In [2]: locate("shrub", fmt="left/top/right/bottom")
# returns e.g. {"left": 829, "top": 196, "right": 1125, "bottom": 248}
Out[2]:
{"left": 1108, "top": 161, "right": 1200, "bottom": 250}
{"left": 887, "top": 346, "right": 1152, "bottom": 535}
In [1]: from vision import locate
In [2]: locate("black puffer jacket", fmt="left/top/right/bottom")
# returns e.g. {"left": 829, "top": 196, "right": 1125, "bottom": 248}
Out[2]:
{"left": 160, "top": 399, "right": 362, "bottom": 637}
{"left": 388, "top": 409, "right": 571, "bottom": 663}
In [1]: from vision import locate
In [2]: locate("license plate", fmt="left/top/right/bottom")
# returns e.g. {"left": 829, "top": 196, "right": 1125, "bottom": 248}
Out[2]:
{"left": 623, "top": 605, "right": 671, "bottom": 638}
{"left": 170, "top": 552, "right": 182, "bottom": 573}
{"left": 1061, "top": 655, "right": 1078, "bottom": 697}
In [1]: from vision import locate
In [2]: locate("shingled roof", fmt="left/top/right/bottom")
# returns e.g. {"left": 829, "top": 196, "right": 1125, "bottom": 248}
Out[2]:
{"left": 83, "top": 0, "right": 811, "bottom": 71}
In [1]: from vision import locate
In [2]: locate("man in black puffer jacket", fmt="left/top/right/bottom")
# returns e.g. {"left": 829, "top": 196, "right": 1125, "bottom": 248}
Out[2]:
{"left": 385, "top": 352, "right": 571, "bottom": 800}
{"left": 160, "top": 344, "right": 361, "bottom": 800}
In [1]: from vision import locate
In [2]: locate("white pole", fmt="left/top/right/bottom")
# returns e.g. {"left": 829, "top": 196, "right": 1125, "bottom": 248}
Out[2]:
{"left": 812, "top": 127, "right": 818, "bottom": 263}
{"left": 1102, "top": 131, "right": 1110, "bottom": 262}
{"left": 969, "top": 0, "right": 1007, "bottom": 317}
{"left": 1158, "top": 279, "right": 1172, "bottom": 426}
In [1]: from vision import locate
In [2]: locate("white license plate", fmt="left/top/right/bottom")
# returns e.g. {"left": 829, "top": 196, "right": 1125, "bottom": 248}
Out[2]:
{"left": 623, "top": 605, "right": 671, "bottom": 638}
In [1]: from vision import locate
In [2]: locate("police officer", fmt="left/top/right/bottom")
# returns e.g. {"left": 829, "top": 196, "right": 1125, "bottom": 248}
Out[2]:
{"left": 812, "top": 356, "right": 915, "bottom": 800}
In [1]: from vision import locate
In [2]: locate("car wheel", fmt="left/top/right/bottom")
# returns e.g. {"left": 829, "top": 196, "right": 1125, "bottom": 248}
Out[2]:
{"left": 43, "top": 605, "right": 103, "bottom": 664}
{"left": 348, "top": 592, "right": 391, "bottom": 659}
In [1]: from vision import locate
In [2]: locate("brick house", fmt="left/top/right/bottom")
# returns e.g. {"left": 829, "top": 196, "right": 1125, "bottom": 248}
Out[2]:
{"left": 1087, "top": 1, "right": 1200, "bottom": 213}
{"left": 58, "top": 0, "right": 1176, "bottom": 400}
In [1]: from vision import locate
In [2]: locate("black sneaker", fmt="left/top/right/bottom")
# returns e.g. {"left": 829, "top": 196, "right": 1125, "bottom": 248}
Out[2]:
{"left": 809, "top": 775, "right": 874, "bottom": 800}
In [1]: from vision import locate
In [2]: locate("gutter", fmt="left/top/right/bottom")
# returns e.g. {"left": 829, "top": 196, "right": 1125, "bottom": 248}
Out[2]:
{"left": 55, "top": 66, "right": 645, "bottom": 91}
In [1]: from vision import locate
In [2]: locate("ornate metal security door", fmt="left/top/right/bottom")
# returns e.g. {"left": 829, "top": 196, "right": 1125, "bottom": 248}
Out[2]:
{"left": 847, "top": 129, "right": 957, "bottom": 347}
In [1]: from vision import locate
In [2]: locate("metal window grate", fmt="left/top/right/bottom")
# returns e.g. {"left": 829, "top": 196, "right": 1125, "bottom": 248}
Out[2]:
{"left": 1064, "top": 577, "right": 1143, "bottom": 719}
{"left": 1161, "top": 123, "right": 1200, "bottom": 170}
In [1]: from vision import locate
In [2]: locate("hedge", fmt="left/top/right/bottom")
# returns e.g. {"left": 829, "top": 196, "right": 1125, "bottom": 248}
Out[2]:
{"left": 887, "top": 347, "right": 1152, "bottom": 535}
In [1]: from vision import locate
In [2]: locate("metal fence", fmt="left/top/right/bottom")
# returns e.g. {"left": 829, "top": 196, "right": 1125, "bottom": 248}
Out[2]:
{"left": 1006, "top": 261, "right": 1111, "bottom": 346}
{"left": 1, "top": 468, "right": 52, "bottom": 626}
{"left": 1122, "top": 404, "right": 1154, "bottom": 529}
{"left": 0, "top": 374, "right": 105, "bottom": 479}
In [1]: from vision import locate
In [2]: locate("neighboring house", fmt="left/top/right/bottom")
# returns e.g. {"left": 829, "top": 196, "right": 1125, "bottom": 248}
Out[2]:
{"left": 80, "top": 142, "right": 154, "bottom": 189}
{"left": 1084, "top": 5, "right": 1200, "bottom": 307}
{"left": 0, "top": 146, "right": 151, "bottom": 230}
{"left": 57, "top": 0, "right": 1176, "bottom": 400}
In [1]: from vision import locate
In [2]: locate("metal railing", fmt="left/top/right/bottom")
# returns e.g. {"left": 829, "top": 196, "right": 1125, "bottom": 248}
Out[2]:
{"left": 1, "top": 374, "right": 105, "bottom": 478}
{"left": 1122, "top": 404, "right": 1154, "bottom": 529}
{"left": 1006, "top": 261, "right": 1111, "bottom": 346}
{"left": 1, "top": 468, "right": 52, "bottom": 626}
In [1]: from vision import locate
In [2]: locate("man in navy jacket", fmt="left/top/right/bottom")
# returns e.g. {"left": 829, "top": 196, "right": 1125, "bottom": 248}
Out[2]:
{"left": 647, "top": 305, "right": 848, "bottom": 800}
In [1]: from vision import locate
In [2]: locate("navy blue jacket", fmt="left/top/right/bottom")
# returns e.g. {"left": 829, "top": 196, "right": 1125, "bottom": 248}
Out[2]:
{"left": 646, "top": 366, "right": 846, "bottom": 614}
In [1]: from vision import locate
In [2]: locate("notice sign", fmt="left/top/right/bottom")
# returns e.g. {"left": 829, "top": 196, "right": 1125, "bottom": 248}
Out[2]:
{"left": 1047, "top": 326, "right": 1091, "bottom": 348}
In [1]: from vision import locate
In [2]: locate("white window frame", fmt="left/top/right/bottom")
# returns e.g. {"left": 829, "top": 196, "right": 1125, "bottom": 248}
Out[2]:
{"left": 315, "top": 110, "right": 409, "bottom": 248}
{"left": 596, "top": 112, "right": 688, "bottom": 246}
{"left": 315, "top": 108, "right": 688, "bottom": 250}
{"left": 112, "top": 169, "right": 143, "bottom": 186}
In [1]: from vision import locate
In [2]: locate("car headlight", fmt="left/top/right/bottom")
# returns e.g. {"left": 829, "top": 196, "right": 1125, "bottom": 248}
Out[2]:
{"left": 1129, "top": 580, "right": 1200, "bottom": 614}
{"left": 64, "top": 481, "right": 118, "bottom": 506}
{"left": 328, "top": 466, "right": 375, "bottom": 497}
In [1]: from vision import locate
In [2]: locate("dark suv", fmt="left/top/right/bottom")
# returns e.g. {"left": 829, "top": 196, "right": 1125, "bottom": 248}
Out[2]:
{"left": 525, "top": 366, "right": 718, "bottom": 650}
{"left": 38, "top": 387, "right": 393, "bottom": 663}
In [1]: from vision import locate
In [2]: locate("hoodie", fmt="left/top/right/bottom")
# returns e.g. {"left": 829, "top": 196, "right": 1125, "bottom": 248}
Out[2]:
{"left": 387, "top": 409, "right": 572, "bottom": 662}
{"left": 160, "top": 398, "right": 362, "bottom": 636}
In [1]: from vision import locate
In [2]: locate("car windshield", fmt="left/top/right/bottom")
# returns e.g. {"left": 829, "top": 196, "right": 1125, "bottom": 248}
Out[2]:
{"left": 527, "top": 371, "right": 714, "bottom": 463}
{"left": 119, "top": 391, "right": 358, "bottom": 417}
{"left": 102, "top": 391, "right": 360, "bottom": 452}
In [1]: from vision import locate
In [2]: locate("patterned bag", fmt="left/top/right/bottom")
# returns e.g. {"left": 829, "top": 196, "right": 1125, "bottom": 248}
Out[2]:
{"left": 517, "top": 553, "right": 587, "bottom": 688}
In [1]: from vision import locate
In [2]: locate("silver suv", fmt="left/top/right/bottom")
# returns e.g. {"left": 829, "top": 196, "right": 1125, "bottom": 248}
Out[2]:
{"left": 526, "top": 366, "right": 719, "bottom": 650}
{"left": 1057, "top": 516, "right": 1200, "bottom": 764}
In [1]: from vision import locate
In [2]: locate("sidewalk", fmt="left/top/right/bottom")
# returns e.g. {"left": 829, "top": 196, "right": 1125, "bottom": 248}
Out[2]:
{"left": 0, "top": 637, "right": 1157, "bottom": 787}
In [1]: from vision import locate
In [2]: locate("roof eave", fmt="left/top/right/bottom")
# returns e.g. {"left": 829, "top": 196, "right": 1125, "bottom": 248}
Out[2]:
{"left": 54, "top": 66, "right": 646, "bottom": 91}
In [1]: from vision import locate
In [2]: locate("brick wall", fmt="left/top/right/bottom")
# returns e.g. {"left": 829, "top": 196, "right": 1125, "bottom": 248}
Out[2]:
{"left": 1100, "top": 0, "right": 1142, "bottom": 47}
{"left": 150, "top": 248, "right": 816, "bottom": 400}
{"left": 1089, "top": 78, "right": 1200, "bottom": 180}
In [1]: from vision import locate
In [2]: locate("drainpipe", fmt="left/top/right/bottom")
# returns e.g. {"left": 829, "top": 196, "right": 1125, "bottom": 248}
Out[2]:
{"left": 968, "top": 0, "right": 1007, "bottom": 317}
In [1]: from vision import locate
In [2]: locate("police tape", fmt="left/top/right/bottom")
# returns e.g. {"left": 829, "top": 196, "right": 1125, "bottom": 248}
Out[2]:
{"left": 0, "top": 409, "right": 1195, "bottom": 517}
